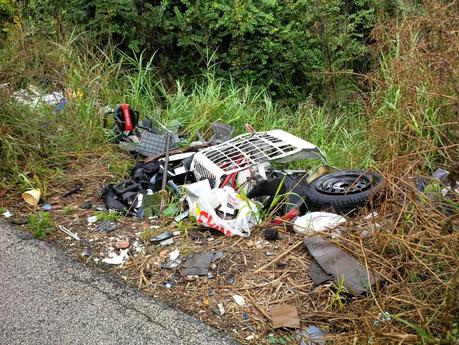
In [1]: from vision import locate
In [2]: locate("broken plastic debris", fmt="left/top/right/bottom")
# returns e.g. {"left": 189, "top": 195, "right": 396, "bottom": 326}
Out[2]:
{"left": 294, "top": 212, "right": 346, "bottom": 235}
{"left": 232, "top": 295, "right": 246, "bottom": 307}
{"left": 2, "top": 210, "right": 12, "bottom": 218}
{"left": 304, "top": 236, "right": 380, "bottom": 294}
{"left": 217, "top": 303, "right": 225, "bottom": 316}
{"left": 160, "top": 238, "right": 174, "bottom": 246}
{"left": 102, "top": 249, "right": 129, "bottom": 265}
{"left": 298, "top": 325, "right": 326, "bottom": 345}
{"left": 174, "top": 210, "right": 189, "bottom": 222}
{"left": 95, "top": 220, "right": 117, "bottom": 232}
{"left": 181, "top": 252, "right": 213, "bottom": 276}
{"left": 79, "top": 202, "right": 92, "bottom": 209}
{"left": 87, "top": 215, "right": 98, "bottom": 224}
{"left": 169, "top": 249, "right": 180, "bottom": 261}
{"left": 373, "top": 311, "right": 392, "bottom": 326}
{"left": 42, "top": 203, "right": 52, "bottom": 211}
{"left": 271, "top": 304, "right": 300, "bottom": 329}
{"left": 150, "top": 231, "right": 173, "bottom": 243}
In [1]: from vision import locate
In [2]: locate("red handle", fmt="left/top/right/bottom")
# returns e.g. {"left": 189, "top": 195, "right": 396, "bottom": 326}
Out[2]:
{"left": 120, "top": 103, "right": 133, "bottom": 131}
{"left": 271, "top": 208, "right": 300, "bottom": 225}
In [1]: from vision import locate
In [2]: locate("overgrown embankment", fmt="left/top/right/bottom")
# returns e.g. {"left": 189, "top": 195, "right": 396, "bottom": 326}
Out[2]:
{"left": 0, "top": 1, "right": 458, "bottom": 344}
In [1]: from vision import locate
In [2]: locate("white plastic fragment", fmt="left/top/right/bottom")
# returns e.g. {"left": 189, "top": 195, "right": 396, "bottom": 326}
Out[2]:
{"left": 102, "top": 249, "right": 129, "bottom": 265}
{"left": 160, "top": 238, "right": 174, "bottom": 246}
{"left": 2, "top": 210, "right": 12, "bottom": 218}
{"left": 293, "top": 212, "right": 346, "bottom": 235}
{"left": 217, "top": 303, "right": 226, "bottom": 316}
{"left": 87, "top": 215, "right": 98, "bottom": 224}
{"left": 232, "top": 295, "right": 246, "bottom": 307}
{"left": 169, "top": 249, "right": 180, "bottom": 261}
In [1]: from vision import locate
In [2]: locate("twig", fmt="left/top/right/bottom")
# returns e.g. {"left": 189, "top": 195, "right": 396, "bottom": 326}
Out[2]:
{"left": 254, "top": 241, "right": 303, "bottom": 273}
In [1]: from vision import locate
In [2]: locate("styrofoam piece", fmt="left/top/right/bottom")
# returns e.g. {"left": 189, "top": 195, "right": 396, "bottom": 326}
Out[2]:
{"left": 293, "top": 212, "right": 346, "bottom": 235}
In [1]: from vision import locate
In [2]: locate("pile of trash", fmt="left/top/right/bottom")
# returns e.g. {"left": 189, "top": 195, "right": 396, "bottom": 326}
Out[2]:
{"left": 100, "top": 104, "right": 385, "bottom": 239}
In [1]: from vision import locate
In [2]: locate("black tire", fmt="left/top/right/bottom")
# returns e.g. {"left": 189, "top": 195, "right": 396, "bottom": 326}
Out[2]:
{"left": 304, "top": 170, "right": 383, "bottom": 213}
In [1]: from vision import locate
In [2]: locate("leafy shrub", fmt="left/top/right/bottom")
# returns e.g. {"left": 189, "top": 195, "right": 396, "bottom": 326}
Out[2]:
{"left": 4, "top": 0, "right": 380, "bottom": 101}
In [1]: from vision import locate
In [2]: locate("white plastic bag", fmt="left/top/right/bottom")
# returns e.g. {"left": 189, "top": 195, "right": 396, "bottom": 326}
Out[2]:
{"left": 293, "top": 212, "right": 346, "bottom": 235}
{"left": 184, "top": 181, "right": 259, "bottom": 237}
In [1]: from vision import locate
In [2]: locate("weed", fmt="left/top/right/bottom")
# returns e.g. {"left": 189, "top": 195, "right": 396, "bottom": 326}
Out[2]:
{"left": 27, "top": 211, "right": 55, "bottom": 239}
{"left": 0, "top": 207, "right": 6, "bottom": 214}
{"left": 94, "top": 210, "right": 120, "bottom": 222}
{"left": 62, "top": 206, "right": 75, "bottom": 215}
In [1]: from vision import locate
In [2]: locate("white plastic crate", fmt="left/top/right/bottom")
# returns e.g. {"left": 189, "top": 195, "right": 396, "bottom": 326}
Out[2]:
{"left": 190, "top": 129, "right": 326, "bottom": 187}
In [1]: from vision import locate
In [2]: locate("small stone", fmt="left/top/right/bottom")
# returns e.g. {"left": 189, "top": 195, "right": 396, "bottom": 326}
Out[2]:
{"left": 264, "top": 228, "right": 279, "bottom": 241}
{"left": 265, "top": 251, "right": 274, "bottom": 256}
{"left": 116, "top": 240, "right": 130, "bottom": 249}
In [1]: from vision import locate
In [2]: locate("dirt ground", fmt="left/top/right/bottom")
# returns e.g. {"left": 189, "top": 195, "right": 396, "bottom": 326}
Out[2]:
{"left": 2, "top": 157, "right": 454, "bottom": 345}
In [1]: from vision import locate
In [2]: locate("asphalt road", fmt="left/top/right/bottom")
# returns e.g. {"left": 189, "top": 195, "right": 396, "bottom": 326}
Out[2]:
{"left": 0, "top": 221, "right": 238, "bottom": 345}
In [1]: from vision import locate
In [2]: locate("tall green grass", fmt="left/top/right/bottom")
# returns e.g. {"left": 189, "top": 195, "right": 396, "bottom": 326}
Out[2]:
{"left": 0, "top": 31, "right": 374, "bottom": 194}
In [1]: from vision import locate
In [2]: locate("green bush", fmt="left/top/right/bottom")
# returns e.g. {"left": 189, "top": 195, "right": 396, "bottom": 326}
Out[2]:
{"left": 5, "top": 0, "right": 380, "bottom": 101}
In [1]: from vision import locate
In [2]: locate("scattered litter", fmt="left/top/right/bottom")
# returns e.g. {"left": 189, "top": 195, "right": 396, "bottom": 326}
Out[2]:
{"left": 57, "top": 225, "right": 80, "bottom": 241}
{"left": 79, "top": 202, "right": 92, "bottom": 210}
{"left": 211, "top": 251, "right": 224, "bottom": 262}
{"left": 174, "top": 210, "right": 189, "bottom": 222}
{"left": 2, "top": 210, "right": 12, "bottom": 218}
{"left": 42, "top": 203, "right": 53, "bottom": 211}
{"left": 217, "top": 303, "right": 226, "bottom": 316}
{"left": 102, "top": 249, "right": 129, "bottom": 265}
{"left": 150, "top": 231, "right": 173, "bottom": 243}
{"left": 87, "top": 215, "right": 98, "bottom": 224}
{"left": 271, "top": 304, "right": 300, "bottom": 329}
{"left": 298, "top": 325, "right": 326, "bottom": 345}
{"left": 185, "top": 180, "right": 259, "bottom": 237}
{"left": 373, "top": 311, "right": 392, "bottom": 326}
{"left": 116, "top": 240, "right": 130, "bottom": 249}
{"left": 22, "top": 189, "right": 41, "bottom": 206}
{"left": 232, "top": 295, "right": 246, "bottom": 307}
{"left": 294, "top": 212, "right": 346, "bottom": 235}
{"left": 304, "top": 236, "right": 380, "bottom": 294}
{"left": 169, "top": 249, "right": 180, "bottom": 261}
{"left": 181, "top": 252, "right": 213, "bottom": 276}
{"left": 61, "top": 184, "right": 82, "bottom": 198}
{"left": 245, "top": 335, "right": 255, "bottom": 341}
{"left": 81, "top": 248, "right": 92, "bottom": 257}
{"left": 95, "top": 220, "right": 117, "bottom": 232}
{"left": 160, "top": 238, "right": 174, "bottom": 246}
{"left": 308, "top": 259, "right": 332, "bottom": 285}
{"left": 13, "top": 86, "right": 65, "bottom": 108}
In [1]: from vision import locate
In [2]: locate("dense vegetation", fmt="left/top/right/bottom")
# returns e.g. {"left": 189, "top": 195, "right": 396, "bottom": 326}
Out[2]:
{"left": 0, "top": 1, "right": 458, "bottom": 344}
{"left": 2, "top": 0, "right": 380, "bottom": 100}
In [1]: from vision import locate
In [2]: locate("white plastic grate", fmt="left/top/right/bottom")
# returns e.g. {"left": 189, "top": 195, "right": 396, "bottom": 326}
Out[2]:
{"left": 191, "top": 129, "right": 326, "bottom": 187}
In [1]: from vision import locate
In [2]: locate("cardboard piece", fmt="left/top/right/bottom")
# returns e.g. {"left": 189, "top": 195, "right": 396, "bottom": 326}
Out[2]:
{"left": 271, "top": 304, "right": 300, "bottom": 329}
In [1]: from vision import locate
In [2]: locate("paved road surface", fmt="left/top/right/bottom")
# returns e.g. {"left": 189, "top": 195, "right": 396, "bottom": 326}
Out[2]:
{"left": 0, "top": 221, "right": 238, "bottom": 345}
